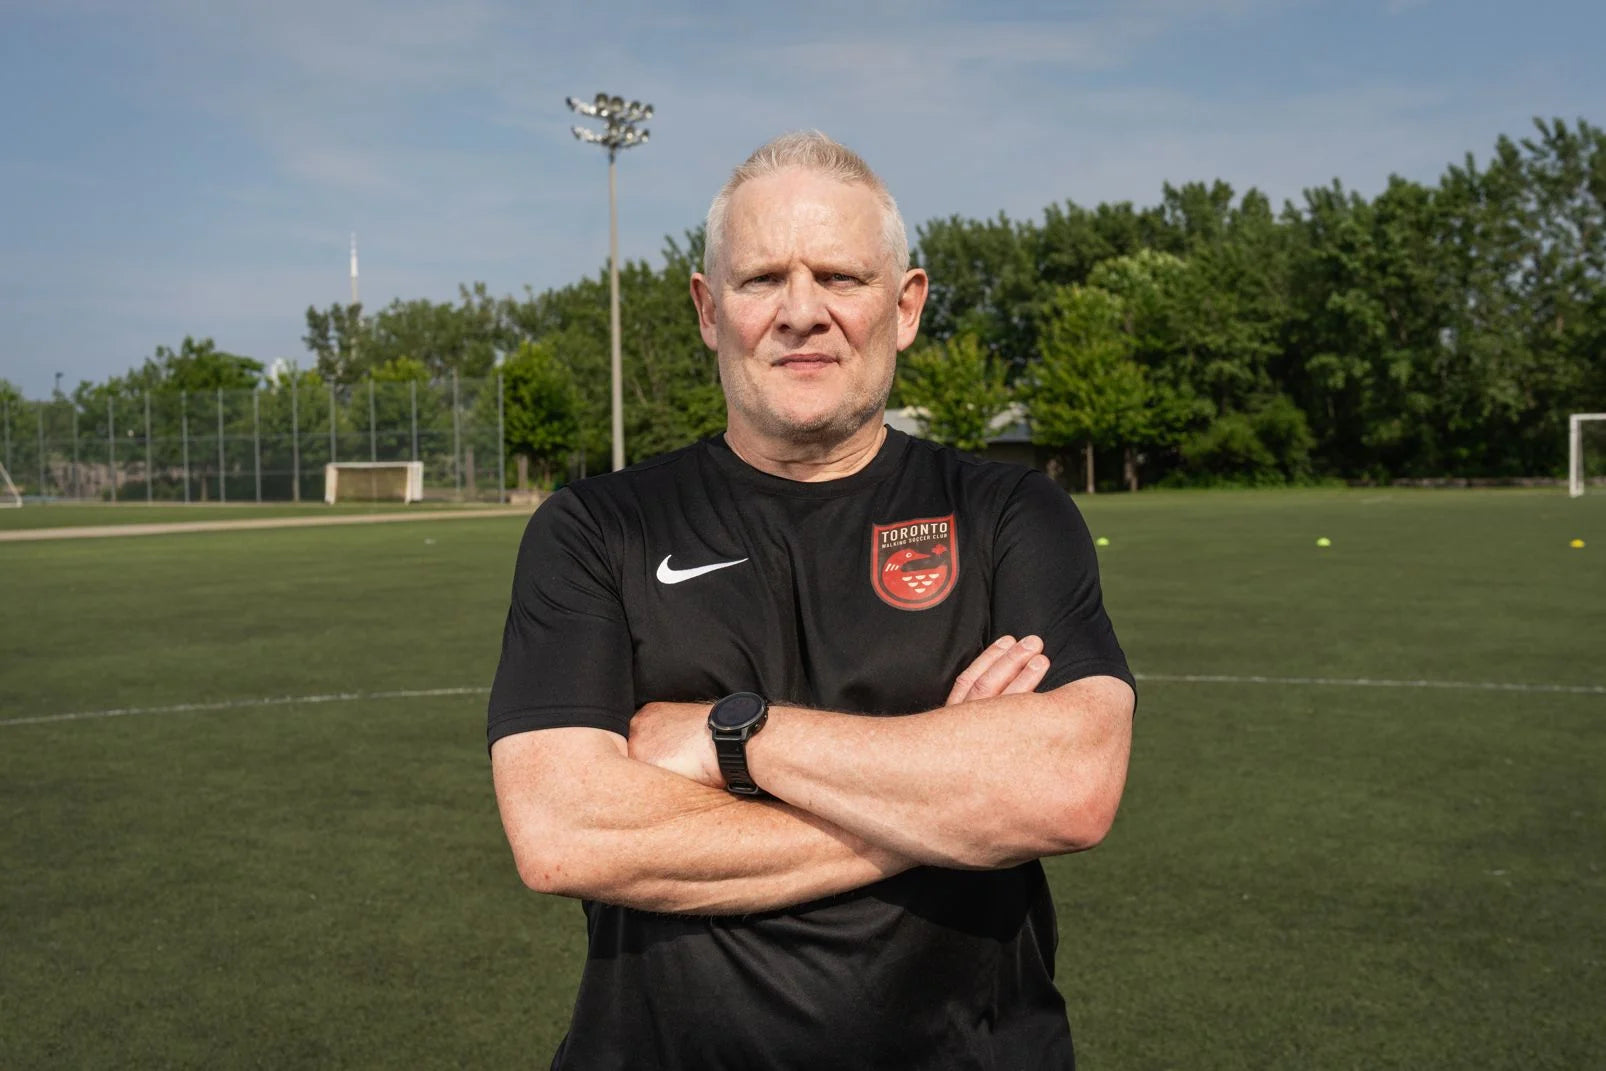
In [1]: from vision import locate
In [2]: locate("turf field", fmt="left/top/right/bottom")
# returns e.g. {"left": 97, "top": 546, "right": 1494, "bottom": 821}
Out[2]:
{"left": 2, "top": 488, "right": 1601, "bottom": 1069}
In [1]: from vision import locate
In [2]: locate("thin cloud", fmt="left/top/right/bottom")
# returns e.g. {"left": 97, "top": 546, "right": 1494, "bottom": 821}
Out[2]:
{"left": 3, "top": 0, "right": 1600, "bottom": 394}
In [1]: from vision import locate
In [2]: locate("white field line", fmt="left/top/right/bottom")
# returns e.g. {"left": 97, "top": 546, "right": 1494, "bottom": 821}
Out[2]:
{"left": 0, "top": 686, "right": 490, "bottom": 727}
{"left": 2, "top": 674, "right": 1601, "bottom": 729}
{"left": 0, "top": 507, "right": 532, "bottom": 543}
{"left": 1135, "top": 673, "right": 1606, "bottom": 695}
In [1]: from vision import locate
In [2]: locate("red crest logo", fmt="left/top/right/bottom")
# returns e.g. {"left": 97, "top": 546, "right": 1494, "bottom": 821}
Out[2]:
{"left": 871, "top": 514, "right": 959, "bottom": 611}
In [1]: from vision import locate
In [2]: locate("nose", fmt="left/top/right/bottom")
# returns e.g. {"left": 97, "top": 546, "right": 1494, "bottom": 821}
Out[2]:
{"left": 775, "top": 271, "right": 830, "bottom": 336}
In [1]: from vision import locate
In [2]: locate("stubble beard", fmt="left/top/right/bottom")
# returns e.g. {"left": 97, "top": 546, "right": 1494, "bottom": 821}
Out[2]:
{"left": 728, "top": 360, "right": 895, "bottom": 453}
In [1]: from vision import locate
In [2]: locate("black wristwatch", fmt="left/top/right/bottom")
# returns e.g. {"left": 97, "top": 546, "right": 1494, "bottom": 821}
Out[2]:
{"left": 707, "top": 692, "right": 769, "bottom": 797}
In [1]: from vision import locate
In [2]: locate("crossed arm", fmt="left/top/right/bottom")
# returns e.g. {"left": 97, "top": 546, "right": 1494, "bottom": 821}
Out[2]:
{"left": 491, "top": 636, "right": 1134, "bottom": 915}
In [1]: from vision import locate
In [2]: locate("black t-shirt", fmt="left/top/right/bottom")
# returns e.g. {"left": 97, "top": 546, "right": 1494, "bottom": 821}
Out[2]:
{"left": 489, "top": 428, "right": 1132, "bottom": 1071}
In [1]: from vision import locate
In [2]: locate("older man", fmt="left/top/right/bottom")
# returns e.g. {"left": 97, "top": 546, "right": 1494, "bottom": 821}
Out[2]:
{"left": 489, "top": 131, "right": 1134, "bottom": 1070}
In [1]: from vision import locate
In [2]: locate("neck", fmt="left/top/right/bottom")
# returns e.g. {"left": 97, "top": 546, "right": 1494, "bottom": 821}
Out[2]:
{"left": 724, "top": 422, "right": 888, "bottom": 482}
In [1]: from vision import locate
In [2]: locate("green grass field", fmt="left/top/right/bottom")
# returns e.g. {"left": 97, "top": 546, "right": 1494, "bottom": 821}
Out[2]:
{"left": 3, "top": 489, "right": 1602, "bottom": 1069}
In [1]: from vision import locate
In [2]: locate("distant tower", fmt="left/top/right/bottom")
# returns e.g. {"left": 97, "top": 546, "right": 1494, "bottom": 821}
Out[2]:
{"left": 349, "top": 232, "right": 359, "bottom": 306}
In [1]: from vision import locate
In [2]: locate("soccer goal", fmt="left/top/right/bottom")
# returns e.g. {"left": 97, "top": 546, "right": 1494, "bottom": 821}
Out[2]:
{"left": 323, "top": 461, "right": 425, "bottom": 504}
{"left": 1568, "top": 413, "right": 1606, "bottom": 497}
{"left": 0, "top": 461, "right": 20, "bottom": 508}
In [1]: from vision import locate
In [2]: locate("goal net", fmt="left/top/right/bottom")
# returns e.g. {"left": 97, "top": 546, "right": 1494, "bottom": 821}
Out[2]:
{"left": 1568, "top": 413, "right": 1606, "bottom": 497}
{"left": 323, "top": 461, "right": 424, "bottom": 504}
{"left": 0, "top": 461, "right": 20, "bottom": 508}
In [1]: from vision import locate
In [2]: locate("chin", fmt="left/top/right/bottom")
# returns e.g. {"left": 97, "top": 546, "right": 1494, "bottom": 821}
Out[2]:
{"left": 756, "top": 399, "right": 885, "bottom": 446}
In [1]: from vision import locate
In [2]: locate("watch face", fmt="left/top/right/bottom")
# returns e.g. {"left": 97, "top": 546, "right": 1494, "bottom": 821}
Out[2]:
{"left": 711, "top": 692, "right": 766, "bottom": 731}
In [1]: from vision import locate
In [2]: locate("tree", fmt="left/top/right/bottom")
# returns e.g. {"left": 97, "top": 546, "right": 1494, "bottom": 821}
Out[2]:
{"left": 501, "top": 229, "right": 724, "bottom": 468}
{"left": 119, "top": 336, "right": 263, "bottom": 393}
{"left": 914, "top": 213, "right": 1040, "bottom": 371}
{"left": 1283, "top": 176, "right": 1449, "bottom": 478}
{"left": 64, "top": 338, "right": 267, "bottom": 501}
{"left": 367, "top": 284, "right": 510, "bottom": 380}
{"left": 618, "top": 234, "right": 727, "bottom": 460}
{"left": 1083, "top": 249, "right": 1203, "bottom": 484}
{"left": 501, "top": 341, "right": 580, "bottom": 488}
{"left": 1177, "top": 394, "right": 1315, "bottom": 485}
{"left": 302, "top": 303, "right": 368, "bottom": 382}
{"left": 1027, "top": 286, "right": 1157, "bottom": 492}
{"left": 897, "top": 332, "right": 1012, "bottom": 453}
{"left": 1472, "top": 119, "right": 1606, "bottom": 473}
{"left": 0, "top": 378, "right": 23, "bottom": 483}
{"left": 1034, "top": 198, "right": 1173, "bottom": 287}
{"left": 253, "top": 365, "right": 329, "bottom": 501}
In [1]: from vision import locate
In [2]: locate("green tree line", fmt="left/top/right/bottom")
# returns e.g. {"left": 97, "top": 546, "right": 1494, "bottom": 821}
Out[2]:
{"left": 23, "top": 117, "right": 1606, "bottom": 491}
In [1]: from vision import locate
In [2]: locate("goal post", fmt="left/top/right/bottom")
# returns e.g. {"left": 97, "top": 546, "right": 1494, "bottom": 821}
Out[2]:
{"left": 323, "top": 461, "right": 424, "bottom": 504}
{"left": 0, "top": 461, "right": 20, "bottom": 508}
{"left": 1568, "top": 413, "right": 1606, "bottom": 498}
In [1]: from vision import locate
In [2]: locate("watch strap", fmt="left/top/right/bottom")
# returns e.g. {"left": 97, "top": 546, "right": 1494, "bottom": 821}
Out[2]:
{"left": 714, "top": 734, "right": 763, "bottom": 796}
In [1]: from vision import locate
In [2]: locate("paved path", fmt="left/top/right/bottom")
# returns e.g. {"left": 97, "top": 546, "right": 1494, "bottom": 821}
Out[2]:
{"left": 0, "top": 507, "right": 535, "bottom": 543}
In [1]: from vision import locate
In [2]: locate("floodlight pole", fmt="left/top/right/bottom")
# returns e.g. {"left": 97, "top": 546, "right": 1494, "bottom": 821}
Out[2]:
{"left": 566, "top": 92, "right": 653, "bottom": 472}
{"left": 608, "top": 154, "right": 622, "bottom": 474}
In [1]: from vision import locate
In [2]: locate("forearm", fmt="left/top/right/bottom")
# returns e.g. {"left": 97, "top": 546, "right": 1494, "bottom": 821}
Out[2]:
{"left": 493, "top": 732, "right": 913, "bottom": 914}
{"left": 747, "top": 677, "right": 1133, "bottom": 869}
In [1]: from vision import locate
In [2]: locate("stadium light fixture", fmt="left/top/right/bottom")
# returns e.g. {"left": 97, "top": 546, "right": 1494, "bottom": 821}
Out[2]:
{"left": 566, "top": 91, "right": 653, "bottom": 473}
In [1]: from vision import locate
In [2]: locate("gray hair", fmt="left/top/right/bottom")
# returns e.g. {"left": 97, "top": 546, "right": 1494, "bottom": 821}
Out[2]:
{"left": 702, "top": 131, "right": 910, "bottom": 279}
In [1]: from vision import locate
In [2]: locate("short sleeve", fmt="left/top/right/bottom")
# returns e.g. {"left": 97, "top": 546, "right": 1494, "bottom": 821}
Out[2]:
{"left": 989, "top": 472, "right": 1134, "bottom": 694}
{"left": 487, "top": 488, "right": 636, "bottom": 748}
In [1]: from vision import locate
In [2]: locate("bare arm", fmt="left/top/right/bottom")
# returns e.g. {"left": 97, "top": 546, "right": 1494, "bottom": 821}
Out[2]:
{"left": 492, "top": 637, "right": 1051, "bottom": 914}
{"left": 491, "top": 727, "right": 912, "bottom": 914}
{"left": 630, "top": 638, "right": 1134, "bottom": 871}
{"left": 749, "top": 673, "right": 1134, "bottom": 869}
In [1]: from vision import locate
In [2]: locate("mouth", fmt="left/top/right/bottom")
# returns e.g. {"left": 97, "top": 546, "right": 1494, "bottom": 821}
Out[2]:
{"left": 772, "top": 353, "right": 839, "bottom": 370}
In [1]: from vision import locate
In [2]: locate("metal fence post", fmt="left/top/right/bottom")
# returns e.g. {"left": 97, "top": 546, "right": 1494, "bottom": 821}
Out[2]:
{"left": 291, "top": 381, "right": 301, "bottom": 504}
{"left": 70, "top": 404, "right": 79, "bottom": 500}
{"left": 410, "top": 379, "right": 418, "bottom": 461}
{"left": 36, "top": 405, "right": 45, "bottom": 501}
{"left": 497, "top": 372, "right": 505, "bottom": 504}
{"left": 368, "top": 377, "right": 377, "bottom": 461}
{"left": 181, "top": 390, "right": 190, "bottom": 503}
{"left": 3, "top": 398, "right": 10, "bottom": 479}
{"left": 329, "top": 382, "right": 337, "bottom": 465}
{"left": 144, "top": 390, "right": 152, "bottom": 503}
{"left": 253, "top": 389, "right": 262, "bottom": 503}
{"left": 107, "top": 394, "right": 116, "bottom": 503}
{"left": 452, "top": 370, "right": 461, "bottom": 498}
{"left": 216, "top": 388, "right": 226, "bottom": 503}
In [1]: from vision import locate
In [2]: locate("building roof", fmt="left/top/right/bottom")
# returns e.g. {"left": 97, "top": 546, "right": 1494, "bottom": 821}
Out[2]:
{"left": 886, "top": 402, "right": 1032, "bottom": 444}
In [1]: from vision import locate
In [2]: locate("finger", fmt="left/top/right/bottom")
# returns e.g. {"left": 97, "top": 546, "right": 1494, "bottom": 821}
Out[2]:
{"left": 969, "top": 635, "right": 1044, "bottom": 699}
{"left": 947, "top": 635, "right": 1016, "bottom": 705}
{"left": 999, "top": 653, "right": 1050, "bottom": 695}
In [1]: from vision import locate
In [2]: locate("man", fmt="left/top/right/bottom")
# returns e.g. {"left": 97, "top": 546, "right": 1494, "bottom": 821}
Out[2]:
{"left": 489, "top": 131, "right": 1134, "bottom": 1070}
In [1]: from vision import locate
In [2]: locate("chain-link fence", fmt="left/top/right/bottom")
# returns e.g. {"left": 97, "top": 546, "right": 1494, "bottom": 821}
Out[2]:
{"left": 1, "top": 375, "right": 516, "bottom": 504}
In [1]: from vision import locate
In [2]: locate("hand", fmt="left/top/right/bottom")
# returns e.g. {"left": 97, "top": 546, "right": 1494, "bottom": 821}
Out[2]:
{"left": 946, "top": 635, "right": 1049, "bottom": 706}
{"left": 628, "top": 701, "right": 725, "bottom": 789}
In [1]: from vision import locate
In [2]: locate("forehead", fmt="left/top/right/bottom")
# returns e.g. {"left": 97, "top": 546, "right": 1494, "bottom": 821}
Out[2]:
{"left": 721, "top": 168, "right": 887, "bottom": 271}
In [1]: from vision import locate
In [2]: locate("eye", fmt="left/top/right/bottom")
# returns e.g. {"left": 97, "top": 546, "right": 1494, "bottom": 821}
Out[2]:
{"left": 825, "top": 272, "right": 860, "bottom": 285}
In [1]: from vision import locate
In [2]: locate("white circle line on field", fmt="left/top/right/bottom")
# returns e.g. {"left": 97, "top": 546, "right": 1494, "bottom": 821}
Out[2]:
{"left": 2, "top": 674, "right": 1602, "bottom": 729}
{"left": 0, "top": 686, "right": 491, "bottom": 727}
{"left": 1134, "top": 673, "right": 1606, "bottom": 695}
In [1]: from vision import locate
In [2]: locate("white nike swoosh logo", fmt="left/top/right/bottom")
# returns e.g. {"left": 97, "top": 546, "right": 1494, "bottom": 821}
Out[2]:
{"left": 656, "top": 555, "right": 749, "bottom": 585}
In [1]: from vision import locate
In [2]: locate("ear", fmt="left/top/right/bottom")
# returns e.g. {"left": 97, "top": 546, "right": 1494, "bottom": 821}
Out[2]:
{"left": 895, "top": 267, "right": 929, "bottom": 352}
{"left": 690, "top": 273, "right": 719, "bottom": 350}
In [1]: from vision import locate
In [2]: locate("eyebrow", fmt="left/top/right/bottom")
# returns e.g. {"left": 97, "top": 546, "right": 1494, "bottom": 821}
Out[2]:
{"left": 726, "top": 258, "right": 881, "bottom": 281}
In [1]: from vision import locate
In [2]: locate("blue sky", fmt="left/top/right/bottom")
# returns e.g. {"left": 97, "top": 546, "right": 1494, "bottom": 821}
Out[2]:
{"left": 2, "top": 0, "right": 1602, "bottom": 397}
